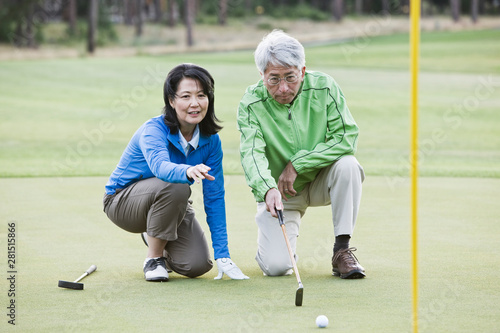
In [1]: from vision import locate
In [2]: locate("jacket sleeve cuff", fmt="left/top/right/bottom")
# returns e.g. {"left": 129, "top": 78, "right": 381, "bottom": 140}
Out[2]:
{"left": 254, "top": 185, "right": 275, "bottom": 203}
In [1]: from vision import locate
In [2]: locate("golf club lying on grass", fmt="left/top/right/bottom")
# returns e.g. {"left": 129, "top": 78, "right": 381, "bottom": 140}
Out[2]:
{"left": 277, "top": 209, "right": 304, "bottom": 306}
{"left": 58, "top": 265, "right": 97, "bottom": 290}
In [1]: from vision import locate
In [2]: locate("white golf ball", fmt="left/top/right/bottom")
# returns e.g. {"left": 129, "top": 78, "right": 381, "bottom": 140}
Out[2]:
{"left": 316, "top": 315, "right": 328, "bottom": 328}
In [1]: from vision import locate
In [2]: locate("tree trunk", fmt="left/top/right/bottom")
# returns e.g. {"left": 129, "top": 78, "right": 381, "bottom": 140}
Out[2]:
{"left": 331, "top": 0, "right": 343, "bottom": 21}
{"left": 450, "top": 0, "right": 460, "bottom": 22}
{"left": 26, "top": 2, "right": 36, "bottom": 48}
{"left": 68, "top": 0, "right": 77, "bottom": 35}
{"left": 87, "top": 0, "right": 98, "bottom": 53}
{"left": 381, "top": 0, "right": 390, "bottom": 15}
{"left": 13, "top": 21, "right": 22, "bottom": 47}
{"left": 365, "top": 0, "right": 374, "bottom": 14}
{"left": 168, "top": 0, "right": 177, "bottom": 27}
{"left": 124, "top": 0, "right": 133, "bottom": 25}
{"left": 135, "top": 0, "right": 143, "bottom": 37}
{"left": 10, "top": 1, "right": 38, "bottom": 48}
{"left": 246, "top": 0, "right": 253, "bottom": 11}
{"left": 219, "top": 0, "right": 228, "bottom": 26}
{"left": 186, "top": 0, "right": 195, "bottom": 46}
{"left": 471, "top": 0, "right": 479, "bottom": 23}
{"left": 479, "top": 0, "right": 485, "bottom": 14}
{"left": 154, "top": 0, "right": 162, "bottom": 22}
{"left": 355, "top": 0, "right": 363, "bottom": 15}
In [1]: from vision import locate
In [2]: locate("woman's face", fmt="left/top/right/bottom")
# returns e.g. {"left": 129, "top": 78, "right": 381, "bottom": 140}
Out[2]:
{"left": 169, "top": 78, "right": 209, "bottom": 133}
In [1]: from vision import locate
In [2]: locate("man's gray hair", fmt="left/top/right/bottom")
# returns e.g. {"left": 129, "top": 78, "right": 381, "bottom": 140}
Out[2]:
{"left": 254, "top": 29, "right": 306, "bottom": 74}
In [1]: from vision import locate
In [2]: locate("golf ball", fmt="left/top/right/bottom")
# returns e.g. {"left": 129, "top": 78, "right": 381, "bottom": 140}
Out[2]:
{"left": 316, "top": 315, "right": 328, "bottom": 328}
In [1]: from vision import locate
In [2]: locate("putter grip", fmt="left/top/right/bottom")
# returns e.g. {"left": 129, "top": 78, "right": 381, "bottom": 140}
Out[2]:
{"left": 276, "top": 209, "right": 285, "bottom": 226}
{"left": 86, "top": 265, "right": 97, "bottom": 275}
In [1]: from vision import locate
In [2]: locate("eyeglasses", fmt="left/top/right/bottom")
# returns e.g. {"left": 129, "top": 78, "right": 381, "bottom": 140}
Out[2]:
{"left": 267, "top": 74, "right": 299, "bottom": 86}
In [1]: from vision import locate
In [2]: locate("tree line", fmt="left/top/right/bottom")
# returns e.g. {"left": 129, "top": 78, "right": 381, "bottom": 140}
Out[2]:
{"left": 1, "top": 0, "right": 497, "bottom": 52}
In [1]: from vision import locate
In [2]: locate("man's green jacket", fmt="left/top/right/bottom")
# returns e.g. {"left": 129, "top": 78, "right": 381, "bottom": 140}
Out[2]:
{"left": 237, "top": 70, "right": 359, "bottom": 202}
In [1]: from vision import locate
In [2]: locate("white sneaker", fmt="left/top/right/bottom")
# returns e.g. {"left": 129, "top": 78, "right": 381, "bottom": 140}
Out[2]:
{"left": 143, "top": 257, "right": 169, "bottom": 282}
{"left": 141, "top": 234, "right": 173, "bottom": 273}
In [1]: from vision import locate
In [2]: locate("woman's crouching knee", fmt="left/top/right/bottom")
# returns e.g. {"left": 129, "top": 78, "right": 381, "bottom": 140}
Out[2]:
{"left": 169, "top": 258, "right": 213, "bottom": 278}
{"left": 156, "top": 182, "right": 191, "bottom": 207}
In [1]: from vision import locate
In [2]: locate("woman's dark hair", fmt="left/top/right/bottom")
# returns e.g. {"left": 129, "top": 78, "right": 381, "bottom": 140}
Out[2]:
{"left": 163, "top": 63, "right": 222, "bottom": 136}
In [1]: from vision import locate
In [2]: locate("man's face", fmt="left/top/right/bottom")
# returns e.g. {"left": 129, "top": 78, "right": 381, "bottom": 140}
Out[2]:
{"left": 262, "top": 65, "right": 305, "bottom": 105}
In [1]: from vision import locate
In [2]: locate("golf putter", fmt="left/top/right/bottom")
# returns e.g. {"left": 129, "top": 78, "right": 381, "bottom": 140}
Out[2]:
{"left": 58, "top": 265, "right": 97, "bottom": 290}
{"left": 277, "top": 209, "right": 304, "bottom": 306}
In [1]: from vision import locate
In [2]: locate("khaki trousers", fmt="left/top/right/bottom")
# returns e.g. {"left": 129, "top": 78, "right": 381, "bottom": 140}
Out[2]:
{"left": 103, "top": 177, "right": 213, "bottom": 278}
{"left": 255, "top": 155, "right": 365, "bottom": 276}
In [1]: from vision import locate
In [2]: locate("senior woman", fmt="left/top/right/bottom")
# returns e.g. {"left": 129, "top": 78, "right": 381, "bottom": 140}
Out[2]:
{"left": 103, "top": 63, "right": 248, "bottom": 282}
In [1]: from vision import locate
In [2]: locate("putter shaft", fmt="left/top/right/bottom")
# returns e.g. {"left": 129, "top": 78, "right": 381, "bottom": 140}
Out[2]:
{"left": 74, "top": 273, "right": 88, "bottom": 283}
{"left": 280, "top": 224, "right": 302, "bottom": 284}
{"left": 75, "top": 264, "right": 97, "bottom": 282}
{"left": 277, "top": 209, "right": 304, "bottom": 306}
{"left": 58, "top": 265, "right": 96, "bottom": 290}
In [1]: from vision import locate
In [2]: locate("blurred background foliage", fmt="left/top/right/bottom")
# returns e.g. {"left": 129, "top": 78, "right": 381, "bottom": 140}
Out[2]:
{"left": 0, "top": 0, "right": 498, "bottom": 50}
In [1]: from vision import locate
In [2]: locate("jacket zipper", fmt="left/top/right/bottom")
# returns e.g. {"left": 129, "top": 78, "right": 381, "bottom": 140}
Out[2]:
{"left": 288, "top": 105, "right": 302, "bottom": 149}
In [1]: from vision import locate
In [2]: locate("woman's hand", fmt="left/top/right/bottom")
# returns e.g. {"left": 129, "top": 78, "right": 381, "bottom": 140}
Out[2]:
{"left": 214, "top": 258, "right": 249, "bottom": 280}
{"left": 186, "top": 164, "right": 215, "bottom": 183}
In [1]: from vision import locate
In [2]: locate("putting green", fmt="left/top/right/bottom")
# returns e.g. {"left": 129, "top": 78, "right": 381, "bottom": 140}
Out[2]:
{"left": 1, "top": 175, "right": 498, "bottom": 332}
{"left": 1, "top": 28, "right": 499, "bottom": 332}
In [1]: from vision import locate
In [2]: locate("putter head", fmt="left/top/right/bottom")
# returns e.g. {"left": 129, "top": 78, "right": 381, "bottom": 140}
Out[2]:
{"left": 295, "top": 283, "right": 304, "bottom": 306}
{"left": 58, "top": 280, "right": 84, "bottom": 290}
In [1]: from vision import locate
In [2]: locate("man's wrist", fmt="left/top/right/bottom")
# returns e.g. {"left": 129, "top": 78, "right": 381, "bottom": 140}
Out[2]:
{"left": 264, "top": 187, "right": 278, "bottom": 199}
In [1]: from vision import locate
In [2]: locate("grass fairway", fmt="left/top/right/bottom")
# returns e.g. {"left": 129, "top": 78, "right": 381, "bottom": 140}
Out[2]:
{"left": 0, "top": 175, "right": 499, "bottom": 332}
{"left": 1, "top": 29, "right": 499, "bottom": 178}
{"left": 1, "top": 28, "right": 500, "bottom": 332}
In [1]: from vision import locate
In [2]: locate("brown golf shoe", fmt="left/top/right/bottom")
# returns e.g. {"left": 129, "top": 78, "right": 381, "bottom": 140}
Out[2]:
{"left": 332, "top": 247, "right": 366, "bottom": 279}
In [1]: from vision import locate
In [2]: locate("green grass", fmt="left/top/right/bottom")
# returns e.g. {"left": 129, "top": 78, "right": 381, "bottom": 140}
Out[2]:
{"left": 1, "top": 175, "right": 499, "bottom": 332}
{"left": 0, "top": 28, "right": 499, "bottom": 332}
{"left": 1, "top": 29, "right": 499, "bottom": 178}
{"left": 307, "top": 29, "right": 500, "bottom": 74}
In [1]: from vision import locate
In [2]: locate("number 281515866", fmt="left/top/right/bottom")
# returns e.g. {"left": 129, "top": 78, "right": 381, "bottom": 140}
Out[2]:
{"left": 7, "top": 222, "right": 16, "bottom": 269}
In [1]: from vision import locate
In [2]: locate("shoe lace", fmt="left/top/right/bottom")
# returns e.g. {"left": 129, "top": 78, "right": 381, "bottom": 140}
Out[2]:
{"left": 333, "top": 247, "right": 360, "bottom": 265}
{"left": 149, "top": 257, "right": 167, "bottom": 269}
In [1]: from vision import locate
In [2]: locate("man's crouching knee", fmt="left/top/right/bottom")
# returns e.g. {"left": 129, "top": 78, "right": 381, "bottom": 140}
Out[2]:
{"left": 256, "top": 253, "right": 293, "bottom": 276}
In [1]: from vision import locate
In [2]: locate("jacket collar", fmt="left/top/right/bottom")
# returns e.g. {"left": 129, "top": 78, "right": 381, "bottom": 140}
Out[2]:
{"left": 167, "top": 127, "right": 210, "bottom": 153}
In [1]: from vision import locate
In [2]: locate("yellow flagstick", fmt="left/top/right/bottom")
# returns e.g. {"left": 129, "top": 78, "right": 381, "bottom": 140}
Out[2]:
{"left": 409, "top": 0, "right": 421, "bottom": 332}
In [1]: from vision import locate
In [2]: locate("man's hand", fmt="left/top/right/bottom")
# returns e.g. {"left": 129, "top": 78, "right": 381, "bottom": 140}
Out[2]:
{"left": 214, "top": 258, "right": 249, "bottom": 280}
{"left": 186, "top": 164, "right": 215, "bottom": 183}
{"left": 277, "top": 161, "right": 298, "bottom": 200}
{"left": 265, "top": 188, "right": 283, "bottom": 217}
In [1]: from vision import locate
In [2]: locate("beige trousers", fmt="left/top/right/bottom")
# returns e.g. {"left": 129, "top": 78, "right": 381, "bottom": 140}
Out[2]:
{"left": 255, "top": 155, "right": 365, "bottom": 276}
{"left": 103, "top": 177, "right": 213, "bottom": 278}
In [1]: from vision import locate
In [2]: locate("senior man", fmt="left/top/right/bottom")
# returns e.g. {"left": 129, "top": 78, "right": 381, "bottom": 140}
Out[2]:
{"left": 237, "top": 30, "right": 366, "bottom": 279}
